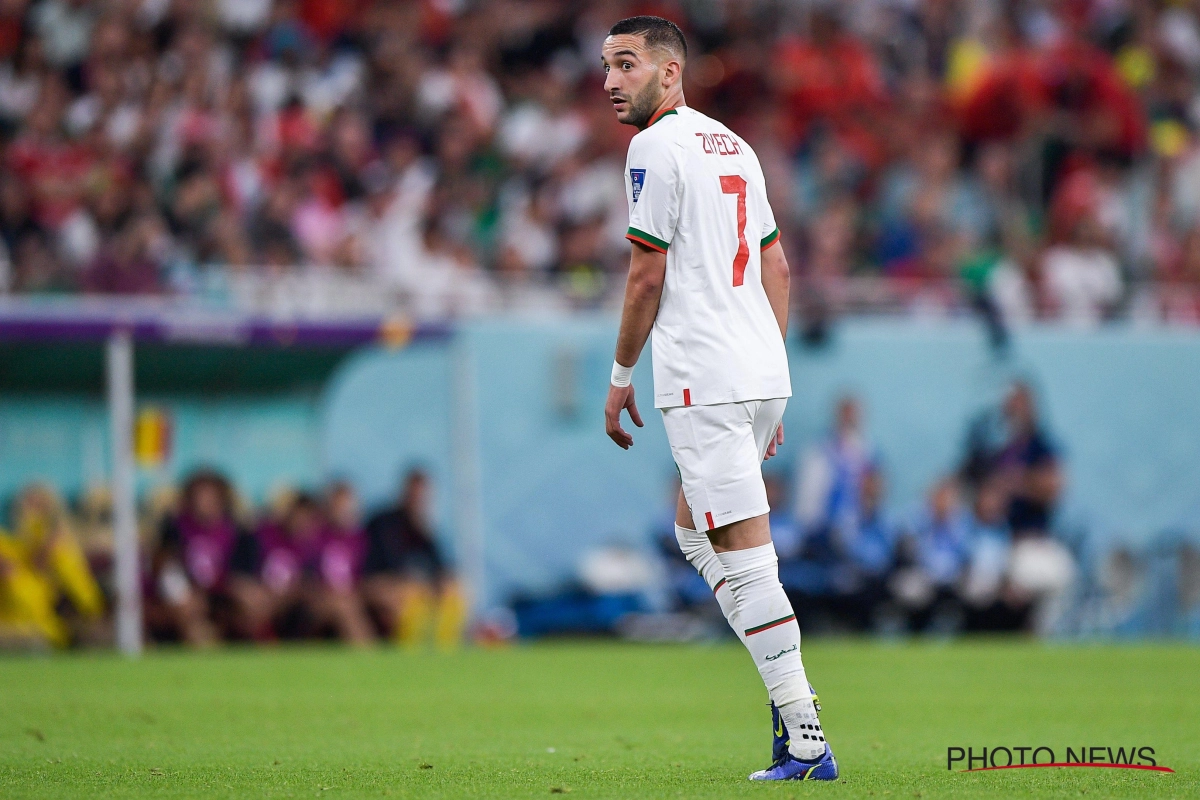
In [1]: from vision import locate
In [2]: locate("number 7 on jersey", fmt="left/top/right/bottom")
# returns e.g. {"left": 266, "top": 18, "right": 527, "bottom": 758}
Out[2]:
{"left": 720, "top": 174, "right": 749, "bottom": 287}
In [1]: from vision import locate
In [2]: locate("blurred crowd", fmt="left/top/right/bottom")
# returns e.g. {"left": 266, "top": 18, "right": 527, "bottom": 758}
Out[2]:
{"left": 4, "top": 1, "right": 1200, "bottom": 322}
{"left": 660, "top": 380, "right": 1079, "bottom": 635}
{"left": 0, "top": 466, "right": 466, "bottom": 649}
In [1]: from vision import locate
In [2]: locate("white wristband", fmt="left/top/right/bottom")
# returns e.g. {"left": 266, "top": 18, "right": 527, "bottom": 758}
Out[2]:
{"left": 611, "top": 361, "right": 634, "bottom": 387}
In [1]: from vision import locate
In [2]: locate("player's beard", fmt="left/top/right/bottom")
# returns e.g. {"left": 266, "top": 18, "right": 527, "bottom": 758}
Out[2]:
{"left": 625, "top": 80, "right": 663, "bottom": 129}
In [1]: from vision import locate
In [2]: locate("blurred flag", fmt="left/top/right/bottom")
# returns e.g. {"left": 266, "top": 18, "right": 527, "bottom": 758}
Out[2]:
{"left": 135, "top": 407, "right": 173, "bottom": 468}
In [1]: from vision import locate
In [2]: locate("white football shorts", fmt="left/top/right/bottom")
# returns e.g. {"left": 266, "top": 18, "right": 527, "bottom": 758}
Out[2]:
{"left": 660, "top": 397, "right": 787, "bottom": 532}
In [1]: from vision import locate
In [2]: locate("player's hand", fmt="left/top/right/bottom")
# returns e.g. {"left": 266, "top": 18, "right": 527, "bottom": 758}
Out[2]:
{"left": 605, "top": 383, "right": 643, "bottom": 449}
{"left": 764, "top": 423, "right": 784, "bottom": 461}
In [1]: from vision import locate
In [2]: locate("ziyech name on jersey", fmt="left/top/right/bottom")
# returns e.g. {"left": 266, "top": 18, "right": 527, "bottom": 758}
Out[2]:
{"left": 695, "top": 132, "right": 743, "bottom": 156}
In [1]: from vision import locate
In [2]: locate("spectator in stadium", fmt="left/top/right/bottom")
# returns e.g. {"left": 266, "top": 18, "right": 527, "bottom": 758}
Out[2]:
{"left": 76, "top": 484, "right": 117, "bottom": 580}
{"left": 362, "top": 469, "right": 465, "bottom": 648}
{"left": 876, "top": 126, "right": 985, "bottom": 278}
{"left": 773, "top": 5, "right": 888, "bottom": 167}
{"left": 892, "top": 477, "right": 971, "bottom": 633}
{"left": 0, "top": 483, "right": 105, "bottom": 648}
{"left": 994, "top": 384, "right": 1077, "bottom": 634}
{"left": 781, "top": 460, "right": 894, "bottom": 633}
{"left": 81, "top": 214, "right": 166, "bottom": 295}
{"left": 150, "top": 469, "right": 258, "bottom": 646}
{"left": 828, "top": 466, "right": 897, "bottom": 631}
{"left": 764, "top": 474, "right": 802, "bottom": 563}
{"left": 3, "top": 0, "right": 1200, "bottom": 323}
{"left": 960, "top": 477, "right": 1022, "bottom": 631}
{"left": 794, "top": 395, "right": 879, "bottom": 547}
{"left": 243, "top": 491, "right": 327, "bottom": 640}
{"left": 0, "top": 171, "right": 36, "bottom": 289}
{"left": 1001, "top": 385, "right": 1056, "bottom": 520}
{"left": 311, "top": 481, "right": 374, "bottom": 646}
{"left": 959, "top": 381, "right": 1076, "bottom": 633}
{"left": 1041, "top": 213, "right": 1124, "bottom": 325}
{"left": 30, "top": 0, "right": 95, "bottom": 79}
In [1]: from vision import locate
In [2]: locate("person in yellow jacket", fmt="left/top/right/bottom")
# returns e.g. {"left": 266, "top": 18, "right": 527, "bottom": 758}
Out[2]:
{"left": 0, "top": 484, "right": 105, "bottom": 648}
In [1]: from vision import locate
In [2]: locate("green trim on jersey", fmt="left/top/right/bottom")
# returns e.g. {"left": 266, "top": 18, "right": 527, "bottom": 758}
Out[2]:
{"left": 626, "top": 227, "right": 669, "bottom": 253}
{"left": 760, "top": 227, "right": 781, "bottom": 249}
{"left": 647, "top": 108, "right": 679, "bottom": 127}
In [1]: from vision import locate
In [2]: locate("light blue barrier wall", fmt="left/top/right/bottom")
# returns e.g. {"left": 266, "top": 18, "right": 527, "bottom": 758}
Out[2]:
{"left": 319, "top": 342, "right": 456, "bottom": 538}
{"left": 449, "top": 319, "right": 1200, "bottom": 607}
{"left": 0, "top": 392, "right": 323, "bottom": 507}
{"left": 785, "top": 321, "right": 1200, "bottom": 543}
{"left": 460, "top": 318, "right": 673, "bottom": 604}
{"left": 3, "top": 319, "right": 1200, "bottom": 611}
{"left": 0, "top": 397, "right": 109, "bottom": 500}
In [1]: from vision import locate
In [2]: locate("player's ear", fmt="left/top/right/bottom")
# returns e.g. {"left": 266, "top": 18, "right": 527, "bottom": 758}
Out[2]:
{"left": 661, "top": 56, "right": 683, "bottom": 89}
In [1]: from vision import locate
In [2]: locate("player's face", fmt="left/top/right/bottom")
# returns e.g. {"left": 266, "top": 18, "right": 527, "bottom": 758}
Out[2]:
{"left": 601, "top": 35, "right": 663, "bottom": 128}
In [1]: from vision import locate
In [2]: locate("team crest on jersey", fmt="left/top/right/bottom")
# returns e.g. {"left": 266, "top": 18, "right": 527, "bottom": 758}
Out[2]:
{"left": 630, "top": 169, "right": 646, "bottom": 203}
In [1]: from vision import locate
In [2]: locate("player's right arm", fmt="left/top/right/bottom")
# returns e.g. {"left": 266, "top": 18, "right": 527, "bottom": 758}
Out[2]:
{"left": 607, "top": 132, "right": 680, "bottom": 450}
{"left": 605, "top": 242, "right": 666, "bottom": 449}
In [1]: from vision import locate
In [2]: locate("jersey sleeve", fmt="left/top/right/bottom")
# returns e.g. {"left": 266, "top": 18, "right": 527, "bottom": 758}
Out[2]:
{"left": 625, "top": 134, "right": 681, "bottom": 254}
{"left": 749, "top": 151, "right": 780, "bottom": 250}
{"left": 760, "top": 213, "right": 780, "bottom": 250}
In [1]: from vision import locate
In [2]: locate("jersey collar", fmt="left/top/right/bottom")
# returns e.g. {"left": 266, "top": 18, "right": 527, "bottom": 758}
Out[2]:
{"left": 647, "top": 106, "right": 679, "bottom": 127}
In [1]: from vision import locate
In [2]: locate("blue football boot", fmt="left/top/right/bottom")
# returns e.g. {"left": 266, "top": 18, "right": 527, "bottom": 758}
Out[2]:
{"left": 759, "top": 684, "right": 836, "bottom": 781}
{"left": 770, "top": 683, "right": 821, "bottom": 764}
{"left": 749, "top": 743, "right": 839, "bottom": 781}
{"left": 770, "top": 702, "right": 789, "bottom": 764}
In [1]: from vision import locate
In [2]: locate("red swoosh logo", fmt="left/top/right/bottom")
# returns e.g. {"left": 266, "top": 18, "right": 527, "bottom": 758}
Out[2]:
{"left": 966, "top": 763, "right": 1174, "bottom": 773}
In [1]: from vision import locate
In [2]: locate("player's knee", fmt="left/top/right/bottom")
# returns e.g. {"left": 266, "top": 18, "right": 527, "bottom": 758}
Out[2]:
{"left": 711, "top": 514, "right": 772, "bottom": 554}
{"left": 674, "top": 523, "right": 710, "bottom": 562}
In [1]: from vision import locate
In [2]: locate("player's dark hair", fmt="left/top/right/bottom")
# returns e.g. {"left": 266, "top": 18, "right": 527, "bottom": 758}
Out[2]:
{"left": 609, "top": 16, "right": 687, "bottom": 61}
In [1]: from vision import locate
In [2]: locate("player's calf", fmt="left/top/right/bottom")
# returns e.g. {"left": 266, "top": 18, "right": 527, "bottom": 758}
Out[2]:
{"left": 716, "top": 541, "right": 828, "bottom": 761}
{"left": 674, "top": 524, "right": 744, "bottom": 644}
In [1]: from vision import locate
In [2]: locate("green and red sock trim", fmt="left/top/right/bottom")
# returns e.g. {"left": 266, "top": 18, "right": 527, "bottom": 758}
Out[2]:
{"left": 626, "top": 227, "right": 668, "bottom": 253}
{"left": 745, "top": 613, "right": 796, "bottom": 637}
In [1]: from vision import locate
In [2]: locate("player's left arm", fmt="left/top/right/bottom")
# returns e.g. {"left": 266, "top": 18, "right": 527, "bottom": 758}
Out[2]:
{"left": 605, "top": 242, "right": 666, "bottom": 449}
{"left": 760, "top": 238, "right": 790, "bottom": 340}
{"left": 761, "top": 233, "right": 790, "bottom": 460}
{"left": 751, "top": 146, "right": 790, "bottom": 461}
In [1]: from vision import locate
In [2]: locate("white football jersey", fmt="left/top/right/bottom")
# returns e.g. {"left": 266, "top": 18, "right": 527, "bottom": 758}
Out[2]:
{"left": 623, "top": 105, "right": 791, "bottom": 409}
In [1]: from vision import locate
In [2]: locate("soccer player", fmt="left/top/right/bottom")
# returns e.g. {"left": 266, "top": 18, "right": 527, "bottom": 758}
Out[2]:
{"left": 601, "top": 17, "right": 838, "bottom": 782}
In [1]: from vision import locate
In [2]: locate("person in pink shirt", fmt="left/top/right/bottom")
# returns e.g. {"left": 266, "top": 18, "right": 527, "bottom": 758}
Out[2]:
{"left": 309, "top": 481, "right": 373, "bottom": 645}
{"left": 243, "top": 493, "right": 326, "bottom": 639}
{"left": 237, "top": 488, "right": 373, "bottom": 645}
{"left": 151, "top": 470, "right": 259, "bottom": 646}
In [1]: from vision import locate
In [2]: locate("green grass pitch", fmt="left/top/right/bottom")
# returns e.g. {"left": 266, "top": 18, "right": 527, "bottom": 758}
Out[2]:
{"left": 2, "top": 640, "right": 1197, "bottom": 798}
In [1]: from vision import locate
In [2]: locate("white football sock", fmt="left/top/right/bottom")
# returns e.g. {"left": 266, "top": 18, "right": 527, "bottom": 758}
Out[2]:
{"left": 717, "top": 542, "right": 825, "bottom": 760}
{"left": 777, "top": 696, "right": 824, "bottom": 759}
{"left": 674, "top": 524, "right": 745, "bottom": 645}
